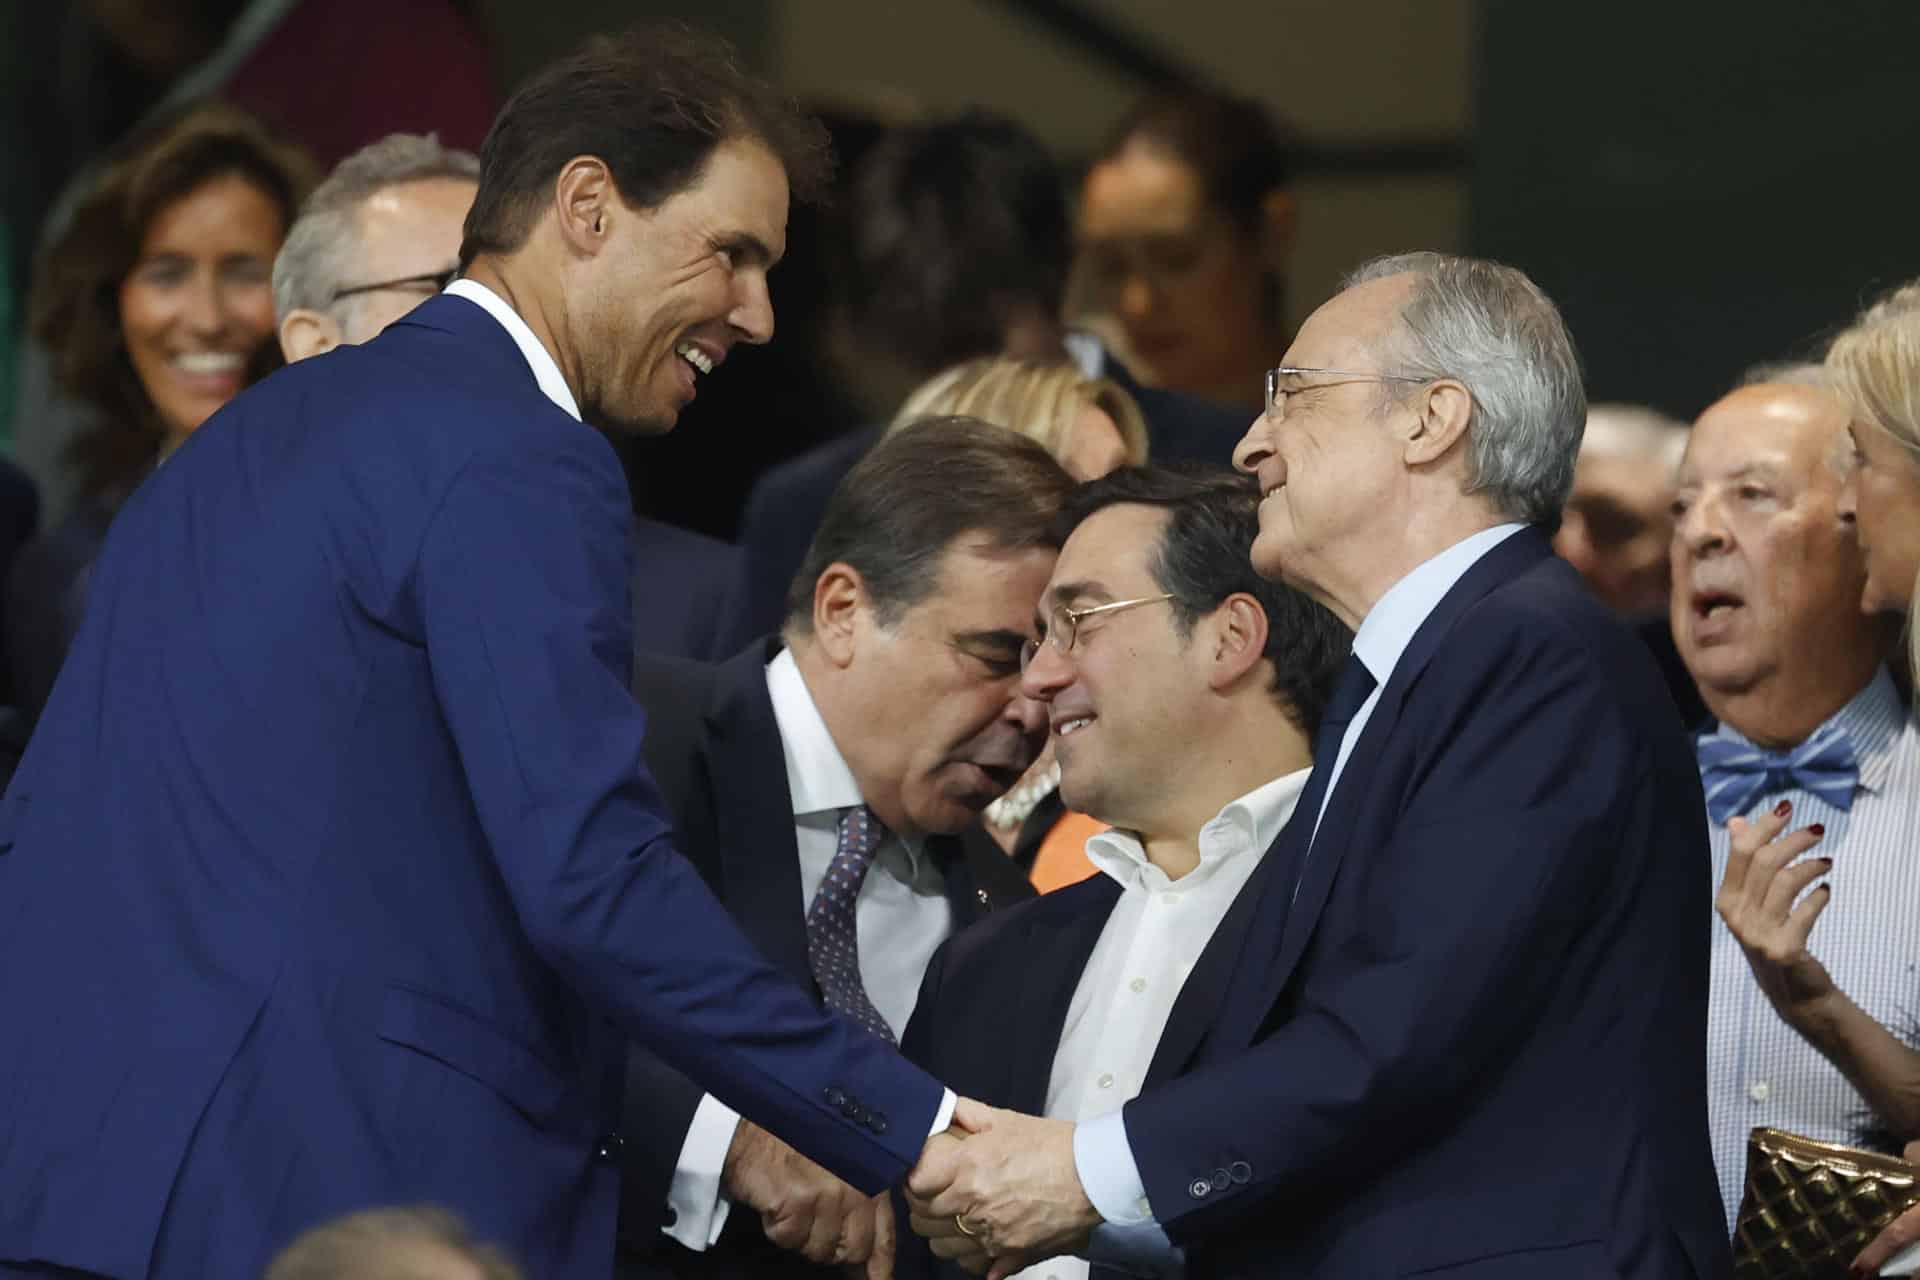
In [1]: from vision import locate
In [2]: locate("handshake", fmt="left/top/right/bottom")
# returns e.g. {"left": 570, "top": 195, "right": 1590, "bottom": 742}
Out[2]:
{"left": 726, "top": 1098, "right": 1103, "bottom": 1279}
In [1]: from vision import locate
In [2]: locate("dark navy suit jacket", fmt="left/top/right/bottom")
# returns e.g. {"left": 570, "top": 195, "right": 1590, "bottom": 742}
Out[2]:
{"left": 1105, "top": 530, "right": 1728, "bottom": 1279}
{"left": 719, "top": 359, "right": 1250, "bottom": 649}
{"left": 0, "top": 295, "right": 942, "bottom": 1279}
{"left": 618, "top": 640, "right": 1033, "bottom": 1278}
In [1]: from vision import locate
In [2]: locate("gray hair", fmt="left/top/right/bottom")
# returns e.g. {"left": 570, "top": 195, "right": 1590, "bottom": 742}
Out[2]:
{"left": 264, "top": 1205, "right": 521, "bottom": 1280}
{"left": 1343, "top": 251, "right": 1586, "bottom": 526}
{"left": 272, "top": 133, "right": 479, "bottom": 322}
{"left": 1582, "top": 403, "right": 1688, "bottom": 475}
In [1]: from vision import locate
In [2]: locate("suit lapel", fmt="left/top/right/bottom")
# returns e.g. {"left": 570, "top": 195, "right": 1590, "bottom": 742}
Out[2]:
{"left": 1003, "top": 879, "right": 1122, "bottom": 1115}
{"left": 704, "top": 642, "right": 813, "bottom": 985}
{"left": 1211, "top": 529, "right": 1555, "bottom": 1055}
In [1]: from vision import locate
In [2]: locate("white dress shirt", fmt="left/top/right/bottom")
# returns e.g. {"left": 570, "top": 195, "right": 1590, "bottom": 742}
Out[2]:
{"left": 1703, "top": 669, "right": 1920, "bottom": 1231}
{"left": 666, "top": 649, "right": 957, "bottom": 1249}
{"left": 1072, "top": 522, "right": 1527, "bottom": 1239}
{"left": 1015, "top": 771, "right": 1309, "bottom": 1280}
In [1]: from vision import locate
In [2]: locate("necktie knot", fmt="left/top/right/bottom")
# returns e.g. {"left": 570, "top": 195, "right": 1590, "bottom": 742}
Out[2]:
{"left": 1320, "top": 655, "right": 1378, "bottom": 740}
{"left": 1698, "top": 721, "right": 1859, "bottom": 825}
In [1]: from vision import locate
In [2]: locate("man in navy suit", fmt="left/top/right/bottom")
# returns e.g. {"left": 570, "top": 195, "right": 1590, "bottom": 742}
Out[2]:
{"left": 0, "top": 29, "right": 956, "bottom": 1280}
{"left": 898, "top": 465, "right": 1346, "bottom": 1280}
{"left": 909, "top": 254, "right": 1729, "bottom": 1278}
{"left": 617, "top": 419, "right": 1064, "bottom": 1279}
{"left": 721, "top": 113, "right": 1250, "bottom": 650}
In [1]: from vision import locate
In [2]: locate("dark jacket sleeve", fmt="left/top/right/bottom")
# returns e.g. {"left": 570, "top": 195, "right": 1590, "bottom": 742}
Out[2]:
{"left": 413, "top": 429, "right": 941, "bottom": 1194}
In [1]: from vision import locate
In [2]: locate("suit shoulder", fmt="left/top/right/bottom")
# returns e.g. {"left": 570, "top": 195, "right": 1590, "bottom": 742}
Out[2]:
{"left": 632, "top": 519, "right": 739, "bottom": 576}
{"left": 741, "top": 427, "right": 880, "bottom": 515}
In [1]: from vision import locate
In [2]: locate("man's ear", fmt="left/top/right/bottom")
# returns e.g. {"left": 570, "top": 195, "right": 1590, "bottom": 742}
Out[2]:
{"left": 553, "top": 155, "right": 617, "bottom": 257}
{"left": 1403, "top": 377, "right": 1474, "bottom": 469}
{"left": 278, "top": 309, "right": 342, "bottom": 364}
{"left": 810, "top": 563, "right": 870, "bottom": 668}
{"left": 1207, "top": 593, "right": 1272, "bottom": 693}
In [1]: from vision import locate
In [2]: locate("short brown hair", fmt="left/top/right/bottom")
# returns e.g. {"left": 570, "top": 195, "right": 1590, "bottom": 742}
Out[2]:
{"left": 785, "top": 417, "right": 1074, "bottom": 631}
{"left": 461, "top": 23, "right": 831, "bottom": 267}
{"left": 30, "top": 100, "right": 315, "bottom": 501}
{"left": 264, "top": 1205, "right": 521, "bottom": 1280}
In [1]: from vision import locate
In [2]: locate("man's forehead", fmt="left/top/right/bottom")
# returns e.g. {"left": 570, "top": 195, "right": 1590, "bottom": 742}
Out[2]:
{"left": 1285, "top": 273, "right": 1413, "bottom": 365}
{"left": 1685, "top": 386, "right": 1849, "bottom": 480}
{"left": 1048, "top": 504, "right": 1168, "bottom": 597}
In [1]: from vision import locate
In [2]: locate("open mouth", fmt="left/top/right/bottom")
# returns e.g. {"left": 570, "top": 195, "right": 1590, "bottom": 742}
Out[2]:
{"left": 1691, "top": 589, "right": 1743, "bottom": 621}
{"left": 675, "top": 341, "right": 716, "bottom": 376}
{"left": 1054, "top": 714, "right": 1096, "bottom": 738}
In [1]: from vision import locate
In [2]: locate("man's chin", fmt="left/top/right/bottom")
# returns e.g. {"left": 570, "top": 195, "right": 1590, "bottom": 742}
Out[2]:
{"left": 582, "top": 396, "right": 678, "bottom": 438}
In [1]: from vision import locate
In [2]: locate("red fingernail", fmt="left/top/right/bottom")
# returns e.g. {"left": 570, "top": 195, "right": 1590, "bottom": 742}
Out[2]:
{"left": 1810, "top": 824, "right": 1826, "bottom": 837}
{"left": 1775, "top": 800, "right": 1793, "bottom": 817}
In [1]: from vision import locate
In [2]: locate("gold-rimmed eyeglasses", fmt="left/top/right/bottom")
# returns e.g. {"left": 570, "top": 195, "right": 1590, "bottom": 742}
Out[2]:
{"left": 327, "top": 268, "right": 458, "bottom": 308}
{"left": 1019, "top": 594, "right": 1174, "bottom": 673}
{"left": 1265, "top": 365, "right": 1429, "bottom": 422}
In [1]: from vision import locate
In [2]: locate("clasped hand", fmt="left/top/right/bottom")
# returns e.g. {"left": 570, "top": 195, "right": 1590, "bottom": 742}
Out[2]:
{"left": 903, "top": 1098, "right": 1102, "bottom": 1279}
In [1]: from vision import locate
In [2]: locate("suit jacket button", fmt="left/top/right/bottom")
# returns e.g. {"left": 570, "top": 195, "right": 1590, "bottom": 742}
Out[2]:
{"left": 976, "top": 888, "right": 990, "bottom": 906}
{"left": 595, "top": 1134, "right": 624, "bottom": 1163}
{"left": 825, "top": 1086, "right": 847, "bottom": 1108}
{"left": 1188, "top": 1178, "right": 1211, "bottom": 1199}
{"left": 1229, "top": 1161, "right": 1252, "bottom": 1184}
{"left": 870, "top": 1113, "right": 888, "bottom": 1135}
{"left": 1210, "top": 1168, "right": 1231, "bottom": 1192}
{"left": 847, "top": 1103, "right": 868, "bottom": 1123}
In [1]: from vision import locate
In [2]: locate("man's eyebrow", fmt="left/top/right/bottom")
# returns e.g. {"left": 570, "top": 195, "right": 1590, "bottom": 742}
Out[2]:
{"left": 1046, "top": 580, "right": 1111, "bottom": 607}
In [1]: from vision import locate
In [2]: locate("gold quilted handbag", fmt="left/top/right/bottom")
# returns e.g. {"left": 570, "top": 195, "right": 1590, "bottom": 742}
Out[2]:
{"left": 1733, "top": 1127, "right": 1920, "bottom": 1278}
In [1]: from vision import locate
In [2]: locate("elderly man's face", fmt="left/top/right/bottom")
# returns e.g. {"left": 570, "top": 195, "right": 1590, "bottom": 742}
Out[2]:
{"left": 337, "top": 177, "right": 474, "bottom": 344}
{"left": 1231, "top": 273, "right": 1417, "bottom": 610}
{"left": 1555, "top": 443, "right": 1678, "bottom": 619}
{"left": 572, "top": 135, "right": 786, "bottom": 435}
{"left": 1670, "top": 384, "right": 1875, "bottom": 707}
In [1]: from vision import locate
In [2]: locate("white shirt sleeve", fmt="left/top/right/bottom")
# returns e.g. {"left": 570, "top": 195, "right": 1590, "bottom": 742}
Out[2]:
{"left": 664, "top": 1093, "right": 740, "bottom": 1250}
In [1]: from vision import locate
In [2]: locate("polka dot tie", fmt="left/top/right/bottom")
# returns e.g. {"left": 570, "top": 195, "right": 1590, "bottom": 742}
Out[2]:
{"left": 806, "top": 805, "right": 896, "bottom": 1045}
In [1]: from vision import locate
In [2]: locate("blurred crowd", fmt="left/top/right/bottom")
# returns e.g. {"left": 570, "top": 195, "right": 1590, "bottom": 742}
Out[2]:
{"left": 2, "top": 8, "right": 1919, "bottom": 1280}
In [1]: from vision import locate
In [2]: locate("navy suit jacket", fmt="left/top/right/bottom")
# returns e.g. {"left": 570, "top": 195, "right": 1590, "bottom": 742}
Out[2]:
{"left": 0, "top": 295, "right": 942, "bottom": 1280}
{"left": 618, "top": 640, "right": 1033, "bottom": 1278}
{"left": 719, "top": 362, "right": 1249, "bottom": 649}
{"left": 631, "top": 519, "right": 740, "bottom": 663}
{"left": 1112, "top": 531, "right": 1728, "bottom": 1279}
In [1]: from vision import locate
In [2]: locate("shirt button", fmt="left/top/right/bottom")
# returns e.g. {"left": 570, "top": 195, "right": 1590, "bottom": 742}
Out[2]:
{"left": 1129, "top": 977, "right": 1148, "bottom": 993}
{"left": 1098, "top": 1073, "right": 1115, "bottom": 1089}
{"left": 1749, "top": 1081, "right": 1772, "bottom": 1103}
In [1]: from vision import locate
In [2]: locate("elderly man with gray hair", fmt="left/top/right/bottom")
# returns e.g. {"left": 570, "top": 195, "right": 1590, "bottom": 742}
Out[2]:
{"left": 273, "top": 132, "right": 479, "bottom": 361}
{"left": 903, "top": 253, "right": 1728, "bottom": 1280}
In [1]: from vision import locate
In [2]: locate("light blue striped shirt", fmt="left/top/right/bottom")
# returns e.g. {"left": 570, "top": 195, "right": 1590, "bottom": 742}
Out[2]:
{"left": 1702, "top": 669, "right": 1920, "bottom": 1232}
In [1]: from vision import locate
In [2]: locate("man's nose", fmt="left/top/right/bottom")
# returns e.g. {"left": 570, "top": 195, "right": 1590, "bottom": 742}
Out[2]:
{"left": 1006, "top": 690, "right": 1051, "bottom": 742}
{"left": 1232, "top": 413, "right": 1275, "bottom": 473}
{"left": 731, "top": 274, "right": 774, "bottom": 345}
{"left": 1676, "top": 494, "right": 1727, "bottom": 555}
{"left": 1019, "top": 641, "right": 1070, "bottom": 704}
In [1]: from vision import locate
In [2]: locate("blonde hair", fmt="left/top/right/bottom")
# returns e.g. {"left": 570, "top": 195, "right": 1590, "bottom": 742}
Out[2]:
{"left": 889, "top": 356, "right": 1151, "bottom": 470}
{"left": 1826, "top": 280, "right": 1920, "bottom": 681}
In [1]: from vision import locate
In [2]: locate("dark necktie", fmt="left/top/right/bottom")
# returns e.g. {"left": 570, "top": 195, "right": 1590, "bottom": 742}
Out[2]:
{"left": 1290, "top": 654, "right": 1380, "bottom": 890}
{"left": 1697, "top": 720, "right": 1859, "bottom": 825}
{"left": 805, "top": 806, "right": 896, "bottom": 1045}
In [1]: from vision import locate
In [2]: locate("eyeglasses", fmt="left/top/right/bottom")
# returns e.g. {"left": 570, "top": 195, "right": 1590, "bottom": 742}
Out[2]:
{"left": 1019, "top": 594, "right": 1174, "bottom": 673}
{"left": 327, "top": 268, "right": 457, "bottom": 308}
{"left": 1265, "top": 365, "right": 1429, "bottom": 422}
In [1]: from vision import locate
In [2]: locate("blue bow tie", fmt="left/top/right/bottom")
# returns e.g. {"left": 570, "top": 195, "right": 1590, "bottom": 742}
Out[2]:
{"left": 1697, "top": 721, "right": 1860, "bottom": 825}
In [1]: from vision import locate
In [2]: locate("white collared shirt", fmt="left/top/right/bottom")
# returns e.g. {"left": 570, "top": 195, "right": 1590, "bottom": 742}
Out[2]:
{"left": 442, "top": 278, "right": 581, "bottom": 420}
{"left": 1017, "top": 771, "right": 1309, "bottom": 1280}
{"left": 666, "top": 649, "right": 955, "bottom": 1249}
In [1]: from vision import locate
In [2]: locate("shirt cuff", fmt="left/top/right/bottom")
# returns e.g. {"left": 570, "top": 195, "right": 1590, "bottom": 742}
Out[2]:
{"left": 664, "top": 1092, "right": 739, "bottom": 1250}
{"left": 1074, "top": 1109, "right": 1155, "bottom": 1226}
{"left": 1084, "top": 1222, "right": 1186, "bottom": 1278}
{"left": 930, "top": 1088, "right": 957, "bottom": 1136}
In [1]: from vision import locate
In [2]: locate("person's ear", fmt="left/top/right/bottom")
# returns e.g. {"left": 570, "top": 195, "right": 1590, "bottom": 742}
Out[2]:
{"left": 1206, "top": 593, "right": 1271, "bottom": 693}
{"left": 811, "top": 563, "right": 870, "bottom": 668}
{"left": 278, "top": 309, "right": 342, "bottom": 363}
{"left": 553, "top": 155, "right": 617, "bottom": 257}
{"left": 1403, "top": 377, "right": 1474, "bottom": 469}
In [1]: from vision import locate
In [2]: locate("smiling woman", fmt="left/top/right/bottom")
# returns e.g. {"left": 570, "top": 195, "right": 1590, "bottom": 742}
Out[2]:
{"left": 11, "top": 101, "right": 315, "bottom": 719}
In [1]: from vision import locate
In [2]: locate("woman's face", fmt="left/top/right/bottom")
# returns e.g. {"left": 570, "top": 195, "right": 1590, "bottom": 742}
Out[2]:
{"left": 1841, "top": 417, "right": 1920, "bottom": 615}
{"left": 1079, "top": 143, "right": 1277, "bottom": 403}
{"left": 119, "top": 172, "right": 284, "bottom": 440}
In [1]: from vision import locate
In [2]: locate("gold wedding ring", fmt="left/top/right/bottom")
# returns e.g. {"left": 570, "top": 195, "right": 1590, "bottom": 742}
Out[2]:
{"left": 954, "top": 1214, "right": 980, "bottom": 1238}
